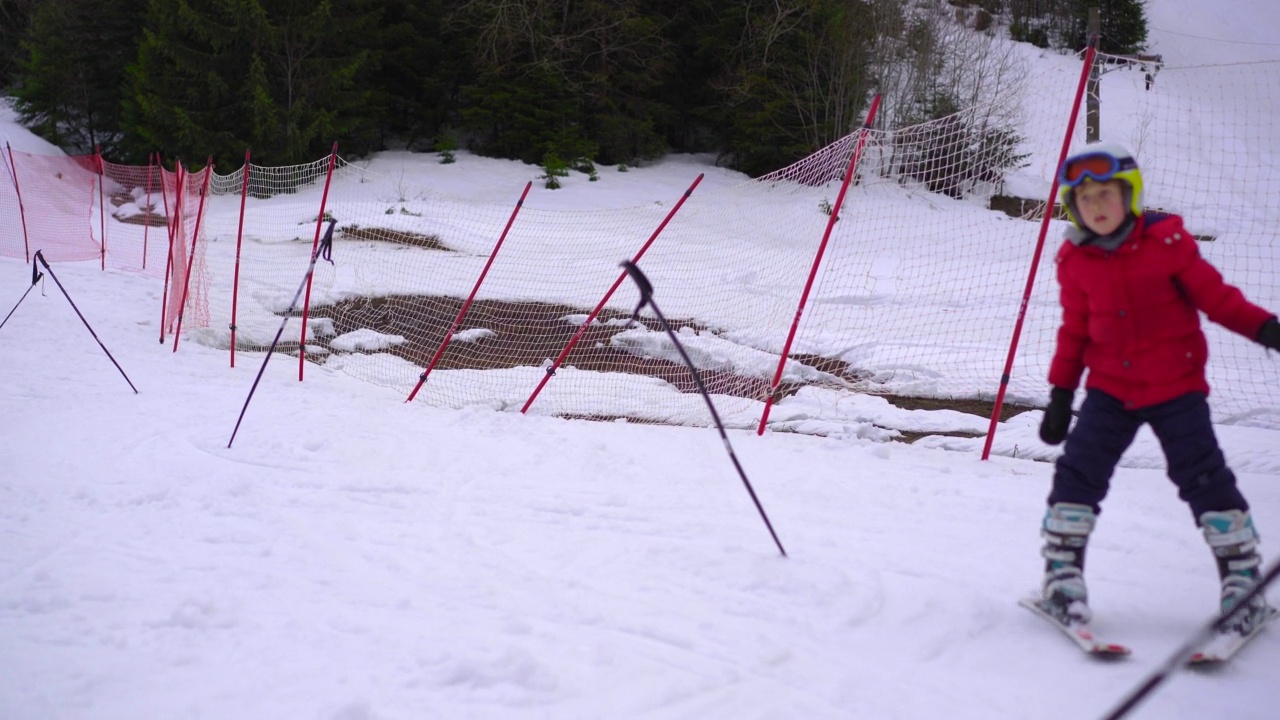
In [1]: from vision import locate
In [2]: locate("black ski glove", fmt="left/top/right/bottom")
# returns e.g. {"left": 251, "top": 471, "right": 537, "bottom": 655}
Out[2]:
{"left": 1039, "top": 387, "right": 1074, "bottom": 446}
{"left": 1258, "top": 317, "right": 1280, "bottom": 351}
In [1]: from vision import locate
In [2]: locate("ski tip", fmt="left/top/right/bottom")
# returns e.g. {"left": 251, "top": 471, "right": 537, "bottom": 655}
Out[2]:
{"left": 1187, "top": 652, "right": 1226, "bottom": 667}
{"left": 1090, "top": 643, "right": 1132, "bottom": 657}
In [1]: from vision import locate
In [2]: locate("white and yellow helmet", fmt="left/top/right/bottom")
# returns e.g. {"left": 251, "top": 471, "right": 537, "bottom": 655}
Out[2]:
{"left": 1058, "top": 141, "right": 1144, "bottom": 228}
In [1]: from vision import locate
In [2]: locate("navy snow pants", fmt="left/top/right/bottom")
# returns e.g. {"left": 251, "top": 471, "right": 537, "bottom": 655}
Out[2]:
{"left": 1048, "top": 389, "right": 1249, "bottom": 521}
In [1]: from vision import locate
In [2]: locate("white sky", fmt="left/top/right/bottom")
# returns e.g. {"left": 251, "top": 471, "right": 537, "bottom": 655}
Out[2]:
{"left": 2, "top": 2, "right": 1279, "bottom": 718}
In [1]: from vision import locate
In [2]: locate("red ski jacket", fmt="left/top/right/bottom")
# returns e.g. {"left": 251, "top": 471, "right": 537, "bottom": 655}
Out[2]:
{"left": 1048, "top": 212, "right": 1273, "bottom": 410}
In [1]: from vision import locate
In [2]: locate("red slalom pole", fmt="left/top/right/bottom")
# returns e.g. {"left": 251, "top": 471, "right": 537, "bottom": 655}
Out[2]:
{"left": 981, "top": 39, "right": 1097, "bottom": 461}
{"left": 142, "top": 153, "right": 155, "bottom": 271}
{"left": 520, "top": 173, "right": 704, "bottom": 415}
{"left": 95, "top": 146, "right": 106, "bottom": 270}
{"left": 4, "top": 142, "right": 32, "bottom": 263}
{"left": 158, "top": 160, "right": 181, "bottom": 343}
{"left": 407, "top": 180, "right": 532, "bottom": 402}
{"left": 172, "top": 158, "right": 213, "bottom": 353}
{"left": 756, "top": 95, "right": 881, "bottom": 435}
{"left": 298, "top": 142, "right": 339, "bottom": 381}
{"left": 231, "top": 149, "right": 252, "bottom": 368}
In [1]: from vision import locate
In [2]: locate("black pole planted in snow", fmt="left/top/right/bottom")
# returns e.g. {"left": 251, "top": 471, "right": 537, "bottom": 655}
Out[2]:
{"left": 25, "top": 251, "right": 138, "bottom": 393}
{"left": 0, "top": 256, "right": 44, "bottom": 333}
{"left": 227, "top": 219, "right": 337, "bottom": 448}
{"left": 1099, "top": 558, "right": 1280, "bottom": 720}
{"left": 620, "top": 260, "right": 787, "bottom": 558}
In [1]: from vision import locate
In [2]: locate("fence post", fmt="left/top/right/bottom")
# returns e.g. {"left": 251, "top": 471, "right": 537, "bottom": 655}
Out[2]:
{"left": 1086, "top": 7, "right": 1101, "bottom": 143}
{"left": 298, "top": 143, "right": 340, "bottom": 381}
{"left": 981, "top": 39, "right": 1098, "bottom": 460}
{"left": 4, "top": 143, "right": 32, "bottom": 263}
{"left": 231, "top": 150, "right": 252, "bottom": 368}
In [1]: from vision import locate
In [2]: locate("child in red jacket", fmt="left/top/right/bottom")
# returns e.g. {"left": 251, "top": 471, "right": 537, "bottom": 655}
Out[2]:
{"left": 1035, "top": 141, "right": 1278, "bottom": 634}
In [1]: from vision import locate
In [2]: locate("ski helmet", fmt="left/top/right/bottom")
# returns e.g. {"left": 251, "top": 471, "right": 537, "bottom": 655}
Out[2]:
{"left": 1058, "top": 141, "right": 1144, "bottom": 229}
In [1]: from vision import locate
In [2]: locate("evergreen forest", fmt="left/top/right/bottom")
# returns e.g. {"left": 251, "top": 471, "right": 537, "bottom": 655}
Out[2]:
{"left": 0, "top": 0, "right": 1146, "bottom": 177}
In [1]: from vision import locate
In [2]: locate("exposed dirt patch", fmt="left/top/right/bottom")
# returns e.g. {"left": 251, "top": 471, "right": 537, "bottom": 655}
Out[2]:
{"left": 299, "top": 293, "right": 1037, "bottom": 440}
{"left": 108, "top": 191, "right": 167, "bottom": 227}
{"left": 112, "top": 210, "right": 168, "bottom": 227}
{"left": 888, "top": 395, "right": 1034, "bottom": 424}
{"left": 341, "top": 225, "right": 451, "bottom": 251}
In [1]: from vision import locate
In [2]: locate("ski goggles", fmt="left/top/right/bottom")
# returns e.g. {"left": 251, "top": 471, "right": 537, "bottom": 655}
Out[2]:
{"left": 1058, "top": 153, "right": 1137, "bottom": 188}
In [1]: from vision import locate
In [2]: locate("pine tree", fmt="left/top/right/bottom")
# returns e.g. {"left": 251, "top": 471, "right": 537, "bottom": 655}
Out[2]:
{"left": 124, "top": 0, "right": 380, "bottom": 167}
{"left": 1077, "top": 0, "right": 1148, "bottom": 55}
{"left": 450, "top": 0, "right": 669, "bottom": 166}
{"left": 12, "top": 0, "right": 147, "bottom": 156}
{"left": 705, "top": 0, "right": 876, "bottom": 176}
{"left": 1009, "top": 0, "right": 1148, "bottom": 54}
{"left": 374, "top": 0, "right": 459, "bottom": 151}
{"left": 0, "top": 0, "right": 38, "bottom": 90}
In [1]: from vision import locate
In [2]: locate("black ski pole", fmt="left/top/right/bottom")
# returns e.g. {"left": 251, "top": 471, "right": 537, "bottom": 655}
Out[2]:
{"left": 30, "top": 251, "right": 138, "bottom": 394}
{"left": 620, "top": 260, "right": 787, "bottom": 558}
{"left": 228, "top": 219, "right": 336, "bottom": 448}
{"left": 1100, "top": 557, "right": 1280, "bottom": 720}
{"left": 0, "top": 254, "right": 44, "bottom": 333}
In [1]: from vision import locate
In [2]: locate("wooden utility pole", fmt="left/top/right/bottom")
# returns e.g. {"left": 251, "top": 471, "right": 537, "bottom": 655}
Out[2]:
{"left": 1086, "top": 7, "right": 1101, "bottom": 142}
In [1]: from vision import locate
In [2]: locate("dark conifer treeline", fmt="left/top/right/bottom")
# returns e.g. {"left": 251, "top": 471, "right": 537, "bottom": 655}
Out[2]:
{"left": 2, "top": 0, "right": 1146, "bottom": 176}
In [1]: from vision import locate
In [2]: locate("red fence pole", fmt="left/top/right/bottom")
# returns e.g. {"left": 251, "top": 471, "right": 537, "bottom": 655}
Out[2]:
{"left": 231, "top": 150, "right": 252, "bottom": 368}
{"left": 407, "top": 181, "right": 533, "bottom": 403}
{"left": 298, "top": 143, "right": 340, "bottom": 381}
{"left": 172, "top": 158, "right": 214, "bottom": 353}
{"left": 142, "top": 153, "right": 155, "bottom": 271}
{"left": 981, "top": 40, "right": 1098, "bottom": 461}
{"left": 520, "top": 173, "right": 705, "bottom": 414}
{"left": 755, "top": 96, "right": 881, "bottom": 435}
{"left": 95, "top": 146, "right": 106, "bottom": 270}
{"left": 4, "top": 143, "right": 32, "bottom": 263}
{"left": 158, "top": 159, "right": 180, "bottom": 343}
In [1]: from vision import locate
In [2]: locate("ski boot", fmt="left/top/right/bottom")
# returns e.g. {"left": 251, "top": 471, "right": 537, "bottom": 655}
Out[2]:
{"left": 1040, "top": 502, "right": 1096, "bottom": 624}
{"left": 1201, "top": 510, "right": 1271, "bottom": 634}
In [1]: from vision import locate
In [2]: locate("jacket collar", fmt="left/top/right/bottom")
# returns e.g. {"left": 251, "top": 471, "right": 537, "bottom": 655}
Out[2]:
{"left": 1066, "top": 213, "right": 1142, "bottom": 252}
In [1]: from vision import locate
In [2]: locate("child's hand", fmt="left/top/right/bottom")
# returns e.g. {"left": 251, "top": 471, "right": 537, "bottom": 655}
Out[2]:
{"left": 1039, "top": 387, "right": 1074, "bottom": 445}
{"left": 1258, "top": 317, "right": 1280, "bottom": 351}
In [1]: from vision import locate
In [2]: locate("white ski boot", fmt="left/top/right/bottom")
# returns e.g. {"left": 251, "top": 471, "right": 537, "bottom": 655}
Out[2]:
{"left": 1040, "top": 502, "right": 1096, "bottom": 624}
{"left": 1201, "top": 509, "right": 1271, "bottom": 634}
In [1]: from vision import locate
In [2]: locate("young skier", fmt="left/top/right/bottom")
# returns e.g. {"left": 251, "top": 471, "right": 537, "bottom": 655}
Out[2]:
{"left": 1036, "top": 141, "right": 1279, "bottom": 633}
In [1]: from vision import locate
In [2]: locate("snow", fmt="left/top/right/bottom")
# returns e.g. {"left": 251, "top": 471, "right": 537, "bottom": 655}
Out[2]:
{"left": 2, "top": 2, "right": 1279, "bottom": 718}
{"left": 330, "top": 329, "right": 406, "bottom": 353}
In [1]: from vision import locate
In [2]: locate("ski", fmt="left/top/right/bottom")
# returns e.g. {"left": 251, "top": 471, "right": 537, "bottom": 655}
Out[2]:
{"left": 1019, "top": 597, "right": 1131, "bottom": 657}
{"left": 1187, "top": 606, "right": 1277, "bottom": 666}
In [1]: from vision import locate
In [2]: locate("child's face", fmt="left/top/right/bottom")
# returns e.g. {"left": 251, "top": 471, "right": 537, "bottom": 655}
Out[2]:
{"left": 1073, "top": 179, "right": 1129, "bottom": 236}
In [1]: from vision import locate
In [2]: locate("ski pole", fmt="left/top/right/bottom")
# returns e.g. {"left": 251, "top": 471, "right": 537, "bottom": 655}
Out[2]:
{"left": 1100, "top": 558, "right": 1279, "bottom": 720}
{"left": 31, "top": 251, "right": 138, "bottom": 394}
{"left": 620, "top": 260, "right": 787, "bottom": 557}
{"left": 227, "top": 219, "right": 336, "bottom": 448}
{"left": 0, "top": 255, "right": 44, "bottom": 333}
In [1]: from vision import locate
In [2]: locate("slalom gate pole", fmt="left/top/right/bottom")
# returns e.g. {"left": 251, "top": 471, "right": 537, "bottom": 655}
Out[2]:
{"left": 172, "top": 158, "right": 214, "bottom": 353}
{"left": 1099, "top": 558, "right": 1279, "bottom": 720}
{"left": 4, "top": 142, "right": 33, "bottom": 263}
{"left": 620, "top": 260, "right": 787, "bottom": 558}
{"left": 157, "top": 160, "right": 181, "bottom": 344}
{"left": 230, "top": 150, "right": 252, "bottom": 368}
{"left": 31, "top": 251, "right": 138, "bottom": 393}
{"left": 406, "top": 180, "right": 532, "bottom": 403}
{"left": 227, "top": 220, "right": 336, "bottom": 448}
{"left": 142, "top": 153, "right": 155, "bottom": 271}
{"left": 520, "top": 173, "right": 704, "bottom": 414}
{"left": 298, "top": 143, "right": 340, "bottom": 381}
{"left": 0, "top": 255, "right": 45, "bottom": 333}
{"left": 981, "top": 37, "right": 1098, "bottom": 461}
{"left": 756, "top": 95, "right": 881, "bottom": 436}
{"left": 95, "top": 146, "right": 106, "bottom": 270}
